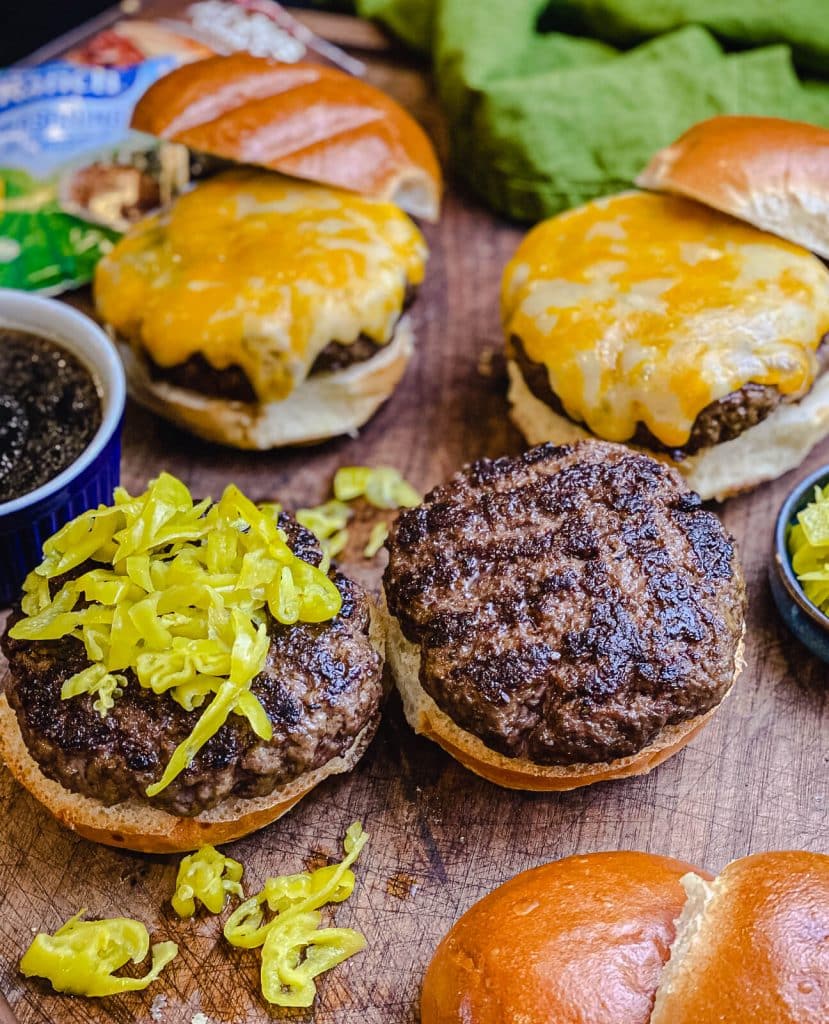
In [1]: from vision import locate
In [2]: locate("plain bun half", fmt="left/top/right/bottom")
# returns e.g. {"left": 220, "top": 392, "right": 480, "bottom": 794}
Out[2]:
{"left": 637, "top": 115, "right": 829, "bottom": 258}
{"left": 421, "top": 851, "right": 709, "bottom": 1024}
{"left": 651, "top": 851, "right": 829, "bottom": 1024}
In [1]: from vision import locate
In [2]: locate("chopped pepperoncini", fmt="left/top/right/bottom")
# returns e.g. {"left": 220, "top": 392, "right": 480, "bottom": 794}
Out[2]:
{"left": 9, "top": 474, "right": 342, "bottom": 797}
{"left": 788, "top": 482, "right": 829, "bottom": 611}
{"left": 363, "top": 522, "right": 389, "bottom": 559}
{"left": 333, "top": 466, "right": 421, "bottom": 509}
{"left": 297, "top": 467, "right": 419, "bottom": 565}
{"left": 20, "top": 912, "right": 177, "bottom": 996}
{"left": 172, "top": 845, "right": 245, "bottom": 918}
{"left": 223, "top": 822, "right": 368, "bottom": 1008}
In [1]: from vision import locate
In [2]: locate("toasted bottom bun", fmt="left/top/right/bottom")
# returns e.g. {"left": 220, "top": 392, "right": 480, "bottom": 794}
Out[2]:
{"left": 507, "top": 359, "right": 829, "bottom": 502}
{"left": 118, "top": 317, "right": 414, "bottom": 450}
{"left": 0, "top": 608, "right": 387, "bottom": 853}
{"left": 384, "top": 606, "right": 743, "bottom": 791}
{"left": 421, "top": 851, "right": 710, "bottom": 1024}
{"left": 0, "top": 692, "right": 377, "bottom": 853}
{"left": 651, "top": 851, "right": 829, "bottom": 1024}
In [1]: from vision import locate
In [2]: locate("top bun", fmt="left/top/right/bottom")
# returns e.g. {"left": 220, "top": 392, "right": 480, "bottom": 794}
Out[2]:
{"left": 637, "top": 115, "right": 829, "bottom": 258}
{"left": 131, "top": 53, "right": 442, "bottom": 221}
{"left": 421, "top": 851, "right": 706, "bottom": 1024}
{"left": 651, "top": 850, "right": 829, "bottom": 1024}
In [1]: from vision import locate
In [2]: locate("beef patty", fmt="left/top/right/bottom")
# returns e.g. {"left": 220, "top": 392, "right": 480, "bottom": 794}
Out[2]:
{"left": 1, "top": 515, "right": 383, "bottom": 818}
{"left": 147, "top": 283, "right": 419, "bottom": 403}
{"left": 511, "top": 335, "right": 829, "bottom": 458}
{"left": 383, "top": 442, "right": 745, "bottom": 765}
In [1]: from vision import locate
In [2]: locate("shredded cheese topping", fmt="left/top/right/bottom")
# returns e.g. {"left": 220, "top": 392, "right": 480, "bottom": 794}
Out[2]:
{"left": 9, "top": 473, "right": 341, "bottom": 797}
{"left": 502, "top": 191, "right": 829, "bottom": 448}
{"left": 94, "top": 169, "right": 428, "bottom": 401}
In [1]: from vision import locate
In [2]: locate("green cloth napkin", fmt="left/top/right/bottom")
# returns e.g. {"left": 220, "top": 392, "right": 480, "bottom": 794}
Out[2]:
{"left": 355, "top": 0, "right": 829, "bottom": 220}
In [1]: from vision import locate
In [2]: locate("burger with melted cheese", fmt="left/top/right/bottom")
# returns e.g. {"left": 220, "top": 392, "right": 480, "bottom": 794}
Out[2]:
{"left": 94, "top": 54, "right": 440, "bottom": 448}
{"left": 503, "top": 190, "right": 829, "bottom": 500}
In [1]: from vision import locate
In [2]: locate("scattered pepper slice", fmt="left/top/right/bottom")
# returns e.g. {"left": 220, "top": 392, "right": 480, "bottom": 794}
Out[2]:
{"left": 172, "top": 846, "right": 245, "bottom": 918}
{"left": 20, "top": 912, "right": 177, "bottom": 997}
{"left": 334, "top": 466, "right": 421, "bottom": 509}
{"left": 224, "top": 822, "right": 368, "bottom": 1008}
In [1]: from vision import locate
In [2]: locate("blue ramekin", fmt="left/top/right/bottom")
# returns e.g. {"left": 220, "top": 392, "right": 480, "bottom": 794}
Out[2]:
{"left": 0, "top": 289, "right": 126, "bottom": 606}
{"left": 769, "top": 463, "right": 829, "bottom": 663}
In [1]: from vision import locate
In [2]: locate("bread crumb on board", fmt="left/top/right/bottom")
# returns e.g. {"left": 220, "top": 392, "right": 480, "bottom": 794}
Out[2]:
{"left": 149, "top": 995, "right": 167, "bottom": 1022}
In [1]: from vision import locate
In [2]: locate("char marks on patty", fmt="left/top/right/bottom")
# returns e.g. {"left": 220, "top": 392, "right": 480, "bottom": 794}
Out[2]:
{"left": 384, "top": 442, "right": 746, "bottom": 764}
{"left": 1, "top": 514, "right": 383, "bottom": 817}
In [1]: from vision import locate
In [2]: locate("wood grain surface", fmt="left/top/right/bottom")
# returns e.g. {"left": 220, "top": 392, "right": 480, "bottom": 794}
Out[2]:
{"left": 1, "top": 21, "right": 827, "bottom": 1024}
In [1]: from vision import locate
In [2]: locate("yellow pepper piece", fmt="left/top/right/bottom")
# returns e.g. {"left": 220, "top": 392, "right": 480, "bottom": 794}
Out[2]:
{"left": 172, "top": 846, "right": 244, "bottom": 918}
{"left": 333, "top": 466, "right": 421, "bottom": 509}
{"left": 296, "top": 501, "right": 352, "bottom": 540}
{"left": 20, "top": 911, "right": 177, "bottom": 997}
{"left": 364, "top": 523, "right": 388, "bottom": 559}
{"left": 789, "top": 483, "right": 829, "bottom": 613}
{"left": 9, "top": 473, "right": 340, "bottom": 798}
{"left": 223, "top": 823, "right": 368, "bottom": 1008}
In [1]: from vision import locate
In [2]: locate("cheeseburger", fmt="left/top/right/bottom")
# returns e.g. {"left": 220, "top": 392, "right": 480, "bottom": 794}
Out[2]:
{"left": 383, "top": 441, "right": 746, "bottom": 790}
{"left": 94, "top": 54, "right": 441, "bottom": 448}
{"left": 503, "top": 191, "right": 829, "bottom": 500}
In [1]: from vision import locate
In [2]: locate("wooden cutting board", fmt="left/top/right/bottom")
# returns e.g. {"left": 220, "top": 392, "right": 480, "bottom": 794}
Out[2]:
{"left": 1, "top": 19, "right": 827, "bottom": 1024}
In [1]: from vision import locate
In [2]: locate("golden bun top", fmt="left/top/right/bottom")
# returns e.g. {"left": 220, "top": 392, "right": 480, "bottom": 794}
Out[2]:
{"left": 637, "top": 116, "right": 829, "bottom": 259}
{"left": 651, "top": 850, "right": 829, "bottom": 1024}
{"left": 502, "top": 191, "right": 829, "bottom": 449}
{"left": 94, "top": 169, "right": 427, "bottom": 402}
{"left": 421, "top": 851, "right": 706, "bottom": 1024}
{"left": 131, "top": 53, "right": 443, "bottom": 222}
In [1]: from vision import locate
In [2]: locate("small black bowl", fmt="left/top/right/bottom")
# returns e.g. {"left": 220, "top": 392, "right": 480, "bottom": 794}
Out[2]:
{"left": 770, "top": 464, "right": 829, "bottom": 662}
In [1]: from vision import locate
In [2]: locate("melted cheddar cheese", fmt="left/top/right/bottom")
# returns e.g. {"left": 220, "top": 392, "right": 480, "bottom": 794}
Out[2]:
{"left": 502, "top": 192, "right": 829, "bottom": 448}
{"left": 94, "top": 169, "right": 428, "bottom": 401}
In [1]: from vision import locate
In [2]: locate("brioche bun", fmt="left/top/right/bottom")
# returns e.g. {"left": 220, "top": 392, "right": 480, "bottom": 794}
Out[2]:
{"left": 422, "top": 850, "right": 829, "bottom": 1024}
{"left": 385, "top": 608, "right": 742, "bottom": 791}
{"left": 0, "top": 692, "right": 375, "bottom": 854}
{"left": 637, "top": 116, "right": 829, "bottom": 258}
{"left": 131, "top": 53, "right": 442, "bottom": 221}
{"left": 507, "top": 358, "right": 829, "bottom": 502}
{"left": 421, "top": 851, "right": 709, "bottom": 1024}
{"left": 651, "top": 851, "right": 829, "bottom": 1024}
{"left": 117, "top": 316, "right": 414, "bottom": 450}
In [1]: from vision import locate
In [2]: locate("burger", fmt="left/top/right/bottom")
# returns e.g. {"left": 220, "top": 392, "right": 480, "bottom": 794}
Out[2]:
{"left": 0, "top": 474, "right": 384, "bottom": 853}
{"left": 421, "top": 849, "right": 829, "bottom": 1024}
{"left": 94, "top": 54, "right": 442, "bottom": 449}
{"left": 382, "top": 441, "right": 746, "bottom": 790}
{"left": 503, "top": 185, "right": 829, "bottom": 500}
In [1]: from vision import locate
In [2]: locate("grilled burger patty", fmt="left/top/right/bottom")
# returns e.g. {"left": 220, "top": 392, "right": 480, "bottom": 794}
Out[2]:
{"left": 146, "top": 283, "right": 419, "bottom": 404}
{"left": 384, "top": 442, "right": 745, "bottom": 765}
{"left": 1, "top": 515, "right": 383, "bottom": 818}
{"left": 511, "top": 335, "right": 829, "bottom": 458}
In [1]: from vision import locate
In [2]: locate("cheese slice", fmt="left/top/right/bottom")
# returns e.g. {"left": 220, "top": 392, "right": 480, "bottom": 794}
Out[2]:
{"left": 502, "top": 191, "right": 829, "bottom": 448}
{"left": 94, "top": 168, "right": 427, "bottom": 401}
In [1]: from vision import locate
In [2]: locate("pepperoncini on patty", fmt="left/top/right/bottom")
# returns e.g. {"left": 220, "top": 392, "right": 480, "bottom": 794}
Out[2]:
{"left": 9, "top": 473, "right": 342, "bottom": 797}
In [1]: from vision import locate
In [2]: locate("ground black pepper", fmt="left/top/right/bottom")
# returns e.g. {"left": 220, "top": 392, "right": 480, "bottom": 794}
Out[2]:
{"left": 0, "top": 329, "right": 102, "bottom": 503}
